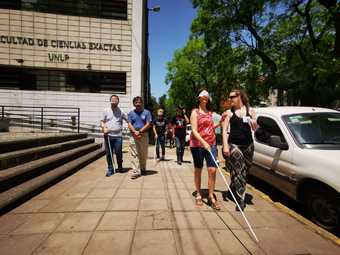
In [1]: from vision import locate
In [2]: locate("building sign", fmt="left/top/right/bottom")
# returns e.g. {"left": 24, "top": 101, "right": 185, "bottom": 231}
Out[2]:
{"left": 0, "top": 35, "right": 122, "bottom": 52}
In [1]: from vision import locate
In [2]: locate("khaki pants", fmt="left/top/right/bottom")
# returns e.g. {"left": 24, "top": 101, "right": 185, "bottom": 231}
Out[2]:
{"left": 129, "top": 133, "right": 149, "bottom": 173}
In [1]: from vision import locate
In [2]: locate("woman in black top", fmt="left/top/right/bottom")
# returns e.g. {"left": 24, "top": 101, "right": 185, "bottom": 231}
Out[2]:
{"left": 222, "top": 89, "right": 257, "bottom": 211}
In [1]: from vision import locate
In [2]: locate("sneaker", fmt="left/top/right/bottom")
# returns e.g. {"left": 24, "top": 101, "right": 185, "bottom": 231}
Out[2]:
{"left": 105, "top": 170, "right": 113, "bottom": 177}
{"left": 236, "top": 200, "right": 246, "bottom": 211}
{"left": 131, "top": 173, "right": 141, "bottom": 179}
{"left": 177, "top": 161, "right": 182, "bottom": 165}
{"left": 161, "top": 156, "right": 165, "bottom": 161}
{"left": 141, "top": 169, "right": 147, "bottom": 176}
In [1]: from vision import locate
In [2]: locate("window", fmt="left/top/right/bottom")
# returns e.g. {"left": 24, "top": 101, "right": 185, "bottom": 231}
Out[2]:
{"left": 0, "top": 66, "right": 126, "bottom": 93}
{"left": 0, "top": 0, "right": 128, "bottom": 20}
{"left": 255, "top": 116, "right": 286, "bottom": 145}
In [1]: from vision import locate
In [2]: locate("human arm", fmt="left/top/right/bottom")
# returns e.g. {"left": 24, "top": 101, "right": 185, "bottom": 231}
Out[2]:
{"left": 190, "top": 110, "right": 211, "bottom": 151}
{"left": 152, "top": 122, "right": 158, "bottom": 138}
{"left": 222, "top": 111, "right": 231, "bottom": 156}
{"left": 183, "top": 109, "right": 190, "bottom": 124}
{"left": 249, "top": 108, "right": 257, "bottom": 131}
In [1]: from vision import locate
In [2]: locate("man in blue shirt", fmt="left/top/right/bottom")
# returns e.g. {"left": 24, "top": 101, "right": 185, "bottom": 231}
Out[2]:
{"left": 128, "top": 96, "right": 152, "bottom": 178}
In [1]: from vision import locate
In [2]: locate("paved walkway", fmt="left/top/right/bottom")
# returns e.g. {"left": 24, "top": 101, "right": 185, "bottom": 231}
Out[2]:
{"left": 1, "top": 146, "right": 339, "bottom": 255}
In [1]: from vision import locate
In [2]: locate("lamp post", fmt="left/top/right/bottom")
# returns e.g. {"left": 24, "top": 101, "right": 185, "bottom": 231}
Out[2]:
{"left": 144, "top": 3, "right": 160, "bottom": 107}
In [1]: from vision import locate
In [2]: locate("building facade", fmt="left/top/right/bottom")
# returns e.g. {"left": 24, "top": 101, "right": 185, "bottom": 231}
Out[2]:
{"left": 0, "top": 0, "right": 147, "bottom": 128}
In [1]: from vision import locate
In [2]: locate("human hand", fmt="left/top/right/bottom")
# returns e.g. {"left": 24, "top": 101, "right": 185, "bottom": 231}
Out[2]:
{"left": 203, "top": 142, "right": 211, "bottom": 151}
{"left": 223, "top": 146, "right": 230, "bottom": 157}
{"left": 103, "top": 126, "right": 109, "bottom": 134}
{"left": 154, "top": 134, "right": 158, "bottom": 139}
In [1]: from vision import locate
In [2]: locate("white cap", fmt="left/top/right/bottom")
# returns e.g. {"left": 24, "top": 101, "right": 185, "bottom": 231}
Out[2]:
{"left": 198, "top": 90, "right": 211, "bottom": 101}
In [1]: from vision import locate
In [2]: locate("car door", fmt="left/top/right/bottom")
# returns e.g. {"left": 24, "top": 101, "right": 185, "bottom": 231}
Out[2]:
{"left": 251, "top": 114, "right": 297, "bottom": 198}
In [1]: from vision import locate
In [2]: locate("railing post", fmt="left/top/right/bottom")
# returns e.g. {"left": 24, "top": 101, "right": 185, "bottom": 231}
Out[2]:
{"left": 77, "top": 108, "right": 80, "bottom": 133}
{"left": 41, "top": 107, "right": 44, "bottom": 130}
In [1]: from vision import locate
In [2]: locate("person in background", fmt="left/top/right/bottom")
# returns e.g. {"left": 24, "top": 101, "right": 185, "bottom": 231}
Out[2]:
{"left": 172, "top": 106, "right": 189, "bottom": 165}
{"left": 153, "top": 108, "right": 168, "bottom": 160}
{"left": 190, "top": 89, "right": 221, "bottom": 210}
{"left": 222, "top": 89, "right": 257, "bottom": 211}
{"left": 128, "top": 96, "right": 152, "bottom": 179}
{"left": 100, "top": 95, "right": 127, "bottom": 176}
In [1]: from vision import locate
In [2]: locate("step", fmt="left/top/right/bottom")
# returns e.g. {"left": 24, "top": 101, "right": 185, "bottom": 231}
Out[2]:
{"left": 0, "top": 133, "right": 88, "bottom": 154}
{"left": 0, "top": 147, "right": 105, "bottom": 213}
{"left": 0, "top": 137, "right": 95, "bottom": 170}
{"left": 0, "top": 143, "right": 102, "bottom": 192}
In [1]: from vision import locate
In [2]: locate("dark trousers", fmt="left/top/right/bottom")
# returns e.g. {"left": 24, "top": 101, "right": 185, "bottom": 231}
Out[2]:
{"left": 175, "top": 136, "right": 185, "bottom": 162}
{"left": 104, "top": 135, "right": 123, "bottom": 171}
{"left": 156, "top": 135, "right": 165, "bottom": 158}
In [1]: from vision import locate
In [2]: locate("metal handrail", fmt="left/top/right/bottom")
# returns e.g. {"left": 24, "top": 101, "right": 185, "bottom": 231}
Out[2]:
{"left": 1, "top": 105, "right": 80, "bottom": 133}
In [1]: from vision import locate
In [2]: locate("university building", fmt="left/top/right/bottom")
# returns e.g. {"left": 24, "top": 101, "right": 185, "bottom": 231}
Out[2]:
{"left": 0, "top": 0, "right": 148, "bottom": 131}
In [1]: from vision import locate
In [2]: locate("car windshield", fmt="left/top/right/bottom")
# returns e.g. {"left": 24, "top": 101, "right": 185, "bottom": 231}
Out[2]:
{"left": 283, "top": 112, "right": 340, "bottom": 144}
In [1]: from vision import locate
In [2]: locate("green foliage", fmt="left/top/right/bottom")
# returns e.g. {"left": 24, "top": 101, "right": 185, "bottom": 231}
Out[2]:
{"left": 165, "top": 0, "right": 340, "bottom": 108}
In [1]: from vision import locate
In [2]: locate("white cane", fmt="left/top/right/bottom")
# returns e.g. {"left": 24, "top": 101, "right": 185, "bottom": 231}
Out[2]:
{"left": 206, "top": 149, "right": 259, "bottom": 243}
{"left": 107, "top": 135, "right": 116, "bottom": 174}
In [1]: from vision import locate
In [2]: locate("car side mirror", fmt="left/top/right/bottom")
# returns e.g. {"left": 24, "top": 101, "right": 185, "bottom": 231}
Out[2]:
{"left": 269, "top": 135, "right": 289, "bottom": 150}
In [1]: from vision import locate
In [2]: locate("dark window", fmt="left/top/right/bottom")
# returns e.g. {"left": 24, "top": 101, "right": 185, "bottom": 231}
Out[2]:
{"left": 256, "top": 116, "right": 286, "bottom": 145}
{"left": 0, "top": 66, "right": 126, "bottom": 93}
{"left": 0, "top": 0, "right": 127, "bottom": 20}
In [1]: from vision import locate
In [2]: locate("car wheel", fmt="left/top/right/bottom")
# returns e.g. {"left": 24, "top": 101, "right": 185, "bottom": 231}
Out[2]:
{"left": 307, "top": 189, "right": 340, "bottom": 233}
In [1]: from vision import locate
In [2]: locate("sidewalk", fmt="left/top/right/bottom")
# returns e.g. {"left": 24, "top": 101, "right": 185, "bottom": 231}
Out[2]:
{"left": 1, "top": 146, "right": 339, "bottom": 255}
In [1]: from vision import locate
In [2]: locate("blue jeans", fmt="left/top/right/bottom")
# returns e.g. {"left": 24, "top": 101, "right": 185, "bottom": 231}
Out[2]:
{"left": 104, "top": 135, "right": 123, "bottom": 171}
{"left": 156, "top": 135, "right": 165, "bottom": 158}
{"left": 175, "top": 136, "right": 185, "bottom": 162}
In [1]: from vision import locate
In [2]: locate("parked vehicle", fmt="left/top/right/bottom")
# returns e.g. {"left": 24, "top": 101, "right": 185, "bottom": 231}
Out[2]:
{"left": 251, "top": 107, "right": 340, "bottom": 233}
{"left": 185, "top": 124, "right": 192, "bottom": 145}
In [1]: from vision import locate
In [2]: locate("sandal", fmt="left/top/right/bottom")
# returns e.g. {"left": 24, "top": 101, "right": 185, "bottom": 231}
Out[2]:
{"left": 208, "top": 195, "right": 221, "bottom": 210}
{"left": 195, "top": 195, "right": 203, "bottom": 206}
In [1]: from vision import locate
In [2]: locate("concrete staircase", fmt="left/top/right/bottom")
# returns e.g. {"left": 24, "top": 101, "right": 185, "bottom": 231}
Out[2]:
{"left": 0, "top": 133, "right": 105, "bottom": 213}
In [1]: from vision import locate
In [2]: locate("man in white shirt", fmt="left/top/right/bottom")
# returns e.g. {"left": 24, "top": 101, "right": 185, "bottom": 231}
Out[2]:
{"left": 100, "top": 95, "right": 128, "bottom": 176}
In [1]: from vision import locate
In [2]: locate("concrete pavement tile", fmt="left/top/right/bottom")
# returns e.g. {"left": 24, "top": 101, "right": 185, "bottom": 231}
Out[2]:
{"left": 87, "top": 187, "right": 116, "bottom": 198}
{"left": 231, "top": 229, "right": 265, "bottom": 255}
{"left": 211, "top": 229, "right": 253, "bottom": 255}
{"left": 0, "top": 213, "right": 31, "bottom": 234}
{"left": 107, "top": 198, "right": 140, "bottom": 211}
{"left": 139, "top": 198, "right": 168, "bottom": 211}
{"left": 56, "top": 212, "right": 103, "bottom": 232}
{"left": 230, "top": 211, "right": 272, "bottom": 229}
{"left": 32, "top": 187, "right": 68, "bottom": 200}
{"left": 143, "top": 183, "right": 165, "bottom": 190}
{"left": 12, "top": 213, "right": 65, "bottom": 234}
{"left": 32, "top": 232, "right": 91, "bottom": 255}
{"left": 170, "top": 198, "right": 196, "bottom": 211}
{"left": 215, "top": 212, "right": 243, "bottom": 230}
{"left": 83, "top": 231, "right": 133, "bottom": 255}
{"left": 178, "top": 229, "right": 221, "bottom": 255}
{"left": 75, "top": 198, "right": 110, "bottom": 211}
{"left": 97, "top": 212, "right": 137, "bottom": 231}
{"left": 201, "top": 211, "right": 238, "bottom": 230}
{"left": 132, "top": 230, "right": 177, "bottom": 255}
{"left": 115, "top": 188, "right": 141, "bottom": 198}
{"left": 39, "top": 198, "right": 82, "bottom": 212}
{"left": 174, "top": 212, "right": 206, "bottom": 229}
{"left": 248, "top": 227, "right": 309, "bottom": 255}
{"left": 252, "top": 198, "right": 277, "bottom": 211}
{"left": 61, "top": 187, "right": 92, "bottom": 199}
{"left": 141, "top": 188, "right": 166, "bottom": 198}
{"left": 288, "top": 226, "right": 340, "bottom": 255}
{"left": 169, "top": 189, "right": 192, "bottom": 199}
{"left": 136, "top": 211, "right": 172, "bottom": 230}
{"left": 257, "top": 211, "right": 302, "bottom": 228}
{"left": 0, "top": 233, "right": 47, "bottom": 255}
{"left": 11, "top": 199, "right": 51, "bottom": 213}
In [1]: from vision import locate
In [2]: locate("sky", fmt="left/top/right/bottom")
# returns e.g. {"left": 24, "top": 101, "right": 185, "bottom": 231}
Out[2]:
{"left": 148, "top": 0, "right": 197, "bottom": 99}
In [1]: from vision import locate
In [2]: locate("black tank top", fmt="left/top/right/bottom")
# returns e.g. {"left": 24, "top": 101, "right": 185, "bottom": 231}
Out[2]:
{"left": 228, "top": 107, "right": 253, "bottom": 145}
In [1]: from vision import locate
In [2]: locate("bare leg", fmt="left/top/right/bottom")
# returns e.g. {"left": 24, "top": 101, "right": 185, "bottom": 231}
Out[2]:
{"left": 207, "top": 167, "right": 216, "bottom": 198}
{"left": 194, "top": 168, "right": 202, "bottom": 196}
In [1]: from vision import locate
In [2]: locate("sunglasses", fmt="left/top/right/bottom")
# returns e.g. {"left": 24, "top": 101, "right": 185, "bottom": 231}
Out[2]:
{"left": 229, "top": 95, "right": 238, "bottom": 99}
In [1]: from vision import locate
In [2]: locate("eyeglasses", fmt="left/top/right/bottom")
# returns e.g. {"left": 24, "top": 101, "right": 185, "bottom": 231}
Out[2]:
{"left": 229, "top": 95, "right": 238, "bottom": 99}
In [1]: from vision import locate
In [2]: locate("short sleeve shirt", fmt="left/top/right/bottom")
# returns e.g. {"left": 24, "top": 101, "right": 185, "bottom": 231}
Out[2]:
{"left": 172, "top": 115, "right": 187, "bottom": 138}
{"left": 101, "top": 107, "right": 127, "bottom": 136}
{"left": 153, "top": 117, "right": 168, "bottom": 136}
{"left": 128, "top": 109, "right": 152, "bottom": 130}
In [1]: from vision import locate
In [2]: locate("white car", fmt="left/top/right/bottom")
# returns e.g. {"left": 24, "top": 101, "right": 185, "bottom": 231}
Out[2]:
{"left": 251, "top": 107, "right": 340, "bottom": 233}
{"left": 185, "top": 124, "right": 192, "bottom": 144}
